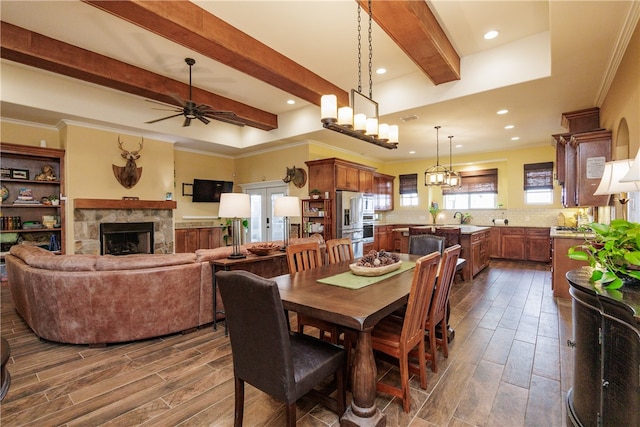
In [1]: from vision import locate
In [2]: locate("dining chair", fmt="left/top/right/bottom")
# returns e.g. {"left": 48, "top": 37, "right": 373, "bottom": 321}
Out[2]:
{"left": 434, "top": 227, "right": 461, "bottom": 248}
{"left": 326, "top": 238, "right": 354, "bottom": 264}
{"left": 216, "top": 270, "right": 346, "bottom": 427}
{"left": 370, "top": 251, "right": 441, "bottom": 413}
{"left": 423, "top": 244, "right": 462, "bottom": 373}
{"left": 409, "top": 226, "right": 433, "bottom": 236}
{"left": 286, "top": 242, "right": 339, "bottom": 343}
{"left": 409, "top": 234, "right": 446, "bottom": 256}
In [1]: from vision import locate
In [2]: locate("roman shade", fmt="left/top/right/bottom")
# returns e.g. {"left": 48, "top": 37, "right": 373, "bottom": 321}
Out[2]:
{"left": 442, "top": 169, "right": 498, "bottom": 195}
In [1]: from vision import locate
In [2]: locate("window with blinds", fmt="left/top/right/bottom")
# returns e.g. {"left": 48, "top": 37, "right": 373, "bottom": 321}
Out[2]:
{"left": 442, "top": 169, "right": 498, "bottom": 209}
{"left": 524, "top": 162, "right": 554, "bottom": 204}
{"left": 399, "top": 173, "right": 418, "bottom": 206}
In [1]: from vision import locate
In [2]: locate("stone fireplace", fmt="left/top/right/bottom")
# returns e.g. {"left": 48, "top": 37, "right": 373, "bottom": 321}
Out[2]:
{"left": 100, "top": 222, "right": 154, "bottom": 255}
{"left": 74, "top": 199, "right": 176, "bottom": 254}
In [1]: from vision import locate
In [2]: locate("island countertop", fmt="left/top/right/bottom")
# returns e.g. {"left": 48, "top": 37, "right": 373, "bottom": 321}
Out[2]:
{"left": 391, "top": 225, "right": 491, "bottom": 236}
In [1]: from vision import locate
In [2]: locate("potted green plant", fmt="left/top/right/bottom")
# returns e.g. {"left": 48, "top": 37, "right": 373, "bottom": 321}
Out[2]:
{"left": 568, "top": 219, "right": 640, "bottom": 289}
{"left": 428, "top": 202, "right": 441, "bottom": 225}
{"left": 48, "top": 194, "right": 59, "bottom": 205}
{"left": 309, "top": 189, "right": 322, "bottom": 199}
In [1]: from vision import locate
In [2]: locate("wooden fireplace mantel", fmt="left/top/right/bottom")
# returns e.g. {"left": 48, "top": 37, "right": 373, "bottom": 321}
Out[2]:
{"left": 74, "top": 198, "right": 177, "bottom": 210}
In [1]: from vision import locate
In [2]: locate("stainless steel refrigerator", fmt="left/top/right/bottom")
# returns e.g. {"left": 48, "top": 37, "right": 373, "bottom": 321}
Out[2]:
{"left": 335, "top": 190, "right": 364, "bottom": 258}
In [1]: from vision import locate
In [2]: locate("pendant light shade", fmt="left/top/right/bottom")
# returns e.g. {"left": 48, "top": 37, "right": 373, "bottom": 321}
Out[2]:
{"left": 425, "top": 126, "right": 447, "bottom": 186}
{"left": 445, "top": 135, "right": 462, "bottom": 187}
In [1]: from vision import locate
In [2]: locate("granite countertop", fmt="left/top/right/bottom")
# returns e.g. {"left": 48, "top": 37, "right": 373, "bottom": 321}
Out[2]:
{"left": 550, "top": 226, "right": 594, "bottom": 239}
{"left": 391, "top": 225, "right": 491, "bottom": 235}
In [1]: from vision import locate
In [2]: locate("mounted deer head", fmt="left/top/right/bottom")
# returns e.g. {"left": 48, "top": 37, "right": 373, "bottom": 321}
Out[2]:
{"left": 112, "top": 136, "right": 144, "bottom": 189}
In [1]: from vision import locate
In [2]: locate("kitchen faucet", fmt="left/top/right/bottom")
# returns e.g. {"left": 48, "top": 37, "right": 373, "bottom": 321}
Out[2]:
{"left": 453, "top": 211, "right": 464, "bottom": 224}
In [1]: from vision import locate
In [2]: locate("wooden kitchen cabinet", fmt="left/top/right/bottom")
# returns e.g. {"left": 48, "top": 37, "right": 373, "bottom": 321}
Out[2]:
{"left": 373, "top": 172, "right": 394, "bottom": 211}
{"left": 359, "top": 169, "right": 374, "bottom": 194}
{"left": 553, "top": 129, "right": 611, "bottom": 208}
{"left": 551, "top": 237, "right": 588, "bottom": 298}
{"left": 489, "top": 227, "right": 501, "bottom": 258}
{"left": 526, "top": 228, "right": 551, "bottom": 262}
{"left": 492, "top": 227, "right": 550, "bottom": 262}
{"left": 175, "top": 227, "right": 224, "bottom": 253}
{"left": 335, "top": 163, "right": 359, "bottom": 191}
{"left": 375, "top": 224, "right": 393, "bottom": 251}
{"left": 500, "top": 227, "right": 526, "bottom": 260}
{"left": 460, "top": 229, "right": 490, "bottom": 279}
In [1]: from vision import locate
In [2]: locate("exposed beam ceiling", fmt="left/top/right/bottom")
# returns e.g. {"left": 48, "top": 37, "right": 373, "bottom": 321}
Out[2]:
{"left": 83, "top": 0, "right": 351, "bottom": 108}
{"left": 0, "top": 21, "right": 278, "bottom": 130}
{"left": 358, "top": 0, "right": 460, "bottom": 85}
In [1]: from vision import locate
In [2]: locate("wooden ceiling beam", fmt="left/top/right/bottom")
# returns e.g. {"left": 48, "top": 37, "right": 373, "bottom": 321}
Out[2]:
{"left": 83, "top": 0, "right": 351, "bottom": 108}
{"left": 0, "top": 22, "right": 278, "bottom": 130}
{"left": 359, "top": 0, "right": 460, "bottom": 85}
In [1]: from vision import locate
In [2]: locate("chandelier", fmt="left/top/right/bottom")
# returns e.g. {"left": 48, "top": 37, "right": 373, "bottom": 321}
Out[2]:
{"left": 425, "top": 126, "right": 448, "bottom": 186}
{"left": 320, "top": 0, "right": 398, "bottom": 150}
{"left": 445, "top": 135, "right": 462, "bottom": 187}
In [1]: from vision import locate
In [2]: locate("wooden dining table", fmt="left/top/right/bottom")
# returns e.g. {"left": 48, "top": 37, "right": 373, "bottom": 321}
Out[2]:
{"left": 272, "top": 253, "right": 420, "bottom": 427}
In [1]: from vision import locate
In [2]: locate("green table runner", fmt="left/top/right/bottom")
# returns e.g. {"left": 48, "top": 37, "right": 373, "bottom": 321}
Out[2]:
{"left": 317, "top": 261, "right": 416, "bottom": 289}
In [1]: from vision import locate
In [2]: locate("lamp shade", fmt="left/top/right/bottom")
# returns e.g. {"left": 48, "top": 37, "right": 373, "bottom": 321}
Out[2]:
{"left": 218, "top": 193, "right": 251, "bottom": 218}
{"left": 593, "top": 160, "right": 640, "bottom": 195}
{"left": 620, "top": 149, "right": 640, "bottom": 183}
{"left": 274, "top": 196, "right": 300, "bottom": 217}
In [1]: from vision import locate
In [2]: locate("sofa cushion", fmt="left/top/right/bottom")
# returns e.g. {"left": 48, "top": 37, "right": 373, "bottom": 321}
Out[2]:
{"left": 29, "top": 254, "right": 98, "bottom": 271}
{"left": 95, "top": 253, "right": 197, "bottom": 271}
{"left": 9, "top": 245, "right": 55, "bottom": 265}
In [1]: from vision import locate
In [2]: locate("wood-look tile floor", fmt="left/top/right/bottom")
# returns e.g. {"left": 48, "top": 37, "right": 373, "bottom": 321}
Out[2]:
{"left": 0, "top": 259, "right": 573, "bottom": 426}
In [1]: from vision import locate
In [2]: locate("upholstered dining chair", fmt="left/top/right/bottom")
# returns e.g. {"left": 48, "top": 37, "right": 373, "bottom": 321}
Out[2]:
{"left": 409, "top": 234, "right": 446, "bottom": 256}
{"left": 326, "top": 238, "right": 354, "bottom": 264}
{"left": 434, "top": 227, "right": 461, "bottom": 248}
{"left": 285, "top": 242, "right": 339, "bottom": 343}
{"left": 216, "top": 270, "right": 347, "bottom": 427}
{"left": 370, "top": 251, "right": 441, "bottom": 413}
{"left": 423, "top": 244, "right": 462, "bottom": 373}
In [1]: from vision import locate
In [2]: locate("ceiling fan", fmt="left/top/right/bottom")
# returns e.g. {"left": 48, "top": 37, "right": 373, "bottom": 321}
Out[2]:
{"left": 145, "top": 58, "right": 242, "bottom": 127}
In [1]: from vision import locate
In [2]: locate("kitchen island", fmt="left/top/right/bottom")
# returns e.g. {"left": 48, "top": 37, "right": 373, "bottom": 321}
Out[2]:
{"left": 550, "top": 226, "right": 593, "bottom": 298}
{"left": 392, "top": 225, "right": 491, "bottom": 280}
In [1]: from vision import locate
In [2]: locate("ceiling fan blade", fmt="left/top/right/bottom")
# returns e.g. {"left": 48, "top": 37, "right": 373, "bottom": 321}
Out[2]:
{"left": 145, "top": 99, "right": 181, "bottom": 108}
{"left": 197, "top": 116, "right": 210, "bottom": 125}
{"left": 203, "top": 111, "right": 239, "bottom": 118}
{"left": 145, "top": 112, "right": 185, "bottom": 124}
{"left": 183, "top": 117, "right": 192, "bottom": 127}
{"left": 150, "top": 107, "right": 182, "bottom": 112}
{"left": 168, "top": 93, "right": 188, "bottom": 108}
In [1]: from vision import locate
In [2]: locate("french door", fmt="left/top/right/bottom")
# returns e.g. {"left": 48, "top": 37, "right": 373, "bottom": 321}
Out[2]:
{"left": 244, "top": 182, "right": 288, "bottom": 243}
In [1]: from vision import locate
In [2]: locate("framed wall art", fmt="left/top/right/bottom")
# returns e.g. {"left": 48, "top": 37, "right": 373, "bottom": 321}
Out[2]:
{"left": 10, "top": 169, "right": 29, "bottom": 180}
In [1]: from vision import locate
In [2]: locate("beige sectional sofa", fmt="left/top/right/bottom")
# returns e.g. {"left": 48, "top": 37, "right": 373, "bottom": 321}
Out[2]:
{"left": 5, "top": 234, "right": 325, "bottom": 346}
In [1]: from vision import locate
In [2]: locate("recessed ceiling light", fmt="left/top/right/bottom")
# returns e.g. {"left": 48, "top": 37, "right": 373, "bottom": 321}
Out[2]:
{"left": 511, "top": 136, "right": 520, "bottom": 141}
{"left": 497, "top": 109, "right": 509, "bottom": 115}
{"left": 400, "top": 114, "right": 419, "bottom": 122}
{"left": 455, "top": 144, "right": 462, "bottom": 148}
{"left": 376, "top": 68, "right": 387, "bottom": 75}
{"left": 409, "top": 150, "right": 416, "bottom": 154}
{"left": 286, "top": 99, "right": 295, "bottom": 105}
{"left": 504, "top": 125, "right": 514, "bottom": 129}
{"left": 484, "top": 30, "right": 499, "bottom": 40}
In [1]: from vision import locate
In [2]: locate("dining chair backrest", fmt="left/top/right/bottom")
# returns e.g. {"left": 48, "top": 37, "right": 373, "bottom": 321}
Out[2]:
{"left": 216, "top": 270, "right": 346, "bottom": 425}
{"left": 409, "top": 226, "right": 434, "bottom": 236}
{"left": 402, "top": 251, "right": 441, "bottom": 345}
{"left": 326, "top": 238, "right": 354, "bottom": 264}
{"left": 286, "top": 241, "right": 323, "bottom": 275}
{"left": 430, "top": 244, "right": 462, "bottom": 326}
{"left": 434, "top": 227, "right": 461, "bottom": 248}
{"left": 409, "top": 234, "right": 446, "bottom": 256}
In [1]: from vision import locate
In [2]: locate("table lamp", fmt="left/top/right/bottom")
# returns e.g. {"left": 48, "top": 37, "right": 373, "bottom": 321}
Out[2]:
{"left": 218, "top": 193, "right": 251, "bottom": 259}
{"left": 274, "top": 196, "right": 300, "bottom": 250}
{"left": 620, "top": 149, "right": 639, "bottom": 183}
{"left": 594, "top": 159, "right": 640, "bottom": 220}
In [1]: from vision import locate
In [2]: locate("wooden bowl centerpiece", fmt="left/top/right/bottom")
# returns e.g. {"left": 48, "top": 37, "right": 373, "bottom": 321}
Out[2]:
{"left": 350, "top": 250, "right": 402, "bottom": 277}
{"left": 247, "top": 242, "right": 280, "bottom": 256}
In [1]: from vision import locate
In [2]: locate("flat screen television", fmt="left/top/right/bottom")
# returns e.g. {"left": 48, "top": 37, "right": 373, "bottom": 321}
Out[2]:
{"left": 192, "top": 179, "right": 233, "bottom": 203}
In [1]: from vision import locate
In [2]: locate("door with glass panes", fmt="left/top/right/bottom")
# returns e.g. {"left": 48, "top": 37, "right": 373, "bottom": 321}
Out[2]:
{"left": 245, "top": 185, "right": 288, "bottom": 243}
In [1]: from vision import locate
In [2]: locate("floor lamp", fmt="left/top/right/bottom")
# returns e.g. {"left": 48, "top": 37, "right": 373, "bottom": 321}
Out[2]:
{"left": 594, "top": 159, "right": 640, "bottom": 221}
{"left": 218, "top": 193, "right": 251, "bottom": 259}
{"left": 274, "top": 196, "right": 300, "bottom": 250}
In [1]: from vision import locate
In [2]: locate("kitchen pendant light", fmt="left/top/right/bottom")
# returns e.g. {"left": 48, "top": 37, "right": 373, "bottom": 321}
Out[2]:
{"left": 425, "top": 126, "right": 448, "bottom": 186}
{"left": 320, "top": 0, "right": 398, "bottom": 150}
{"left": 445, "top": 135, "right": 462, "bottom": 187}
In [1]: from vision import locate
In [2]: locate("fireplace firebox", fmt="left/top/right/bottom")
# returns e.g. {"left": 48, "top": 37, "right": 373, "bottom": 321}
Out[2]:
{"left": 100, "top": 222, "right": 154, "bottom": 255}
